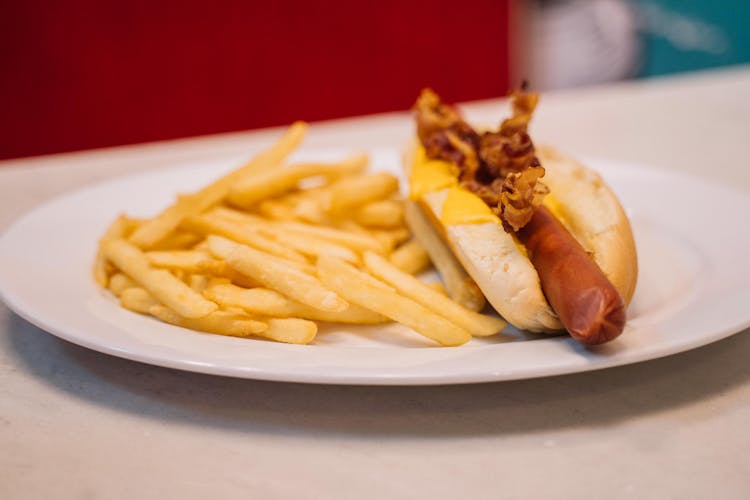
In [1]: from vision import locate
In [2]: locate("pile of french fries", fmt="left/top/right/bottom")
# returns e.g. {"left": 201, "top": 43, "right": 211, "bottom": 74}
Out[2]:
{"left": 93, "top": 122, "right": 506, "bottom": 346}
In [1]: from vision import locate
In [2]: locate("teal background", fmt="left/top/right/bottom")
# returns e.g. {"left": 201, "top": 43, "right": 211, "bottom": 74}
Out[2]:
{"left": 634, "top": 0, "right": 750, "bottom": 77}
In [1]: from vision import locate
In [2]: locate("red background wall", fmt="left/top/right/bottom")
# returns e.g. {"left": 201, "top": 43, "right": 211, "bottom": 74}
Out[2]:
{"left": 1, "top": 1, "right": 512, "bottom": 159}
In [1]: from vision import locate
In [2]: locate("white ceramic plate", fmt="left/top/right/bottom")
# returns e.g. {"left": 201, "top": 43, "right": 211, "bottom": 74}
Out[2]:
{"left": 1, "top": 148, "right": 749, "bottom": 385}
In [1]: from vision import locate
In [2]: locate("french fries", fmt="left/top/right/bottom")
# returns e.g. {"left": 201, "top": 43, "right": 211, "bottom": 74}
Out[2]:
{"left": 257, "top": 226, "right": 360, "bottom": 263}
{"left": 181, "top": 213, "right": 308, "bottom": 264}
{"left": 317, "top": 255, "right": 472, "bottom": 347}
{"left": 262, "top": 318, "right": 318, "bottom": 344}
{"left": 128, "top": 122, "right": 307, "bottom": 249}
{"left": 146, "top": 250, "right": 217, "bottom": 273}
{"left": 228, "top": 153, "right": 368, "bottom": 208}
{"left": 150, "top": 305, "right": 268, "bottom": 338}
{"left": 103, "top": 239, "right": 218, "bottom": 318}
{"left": 354, "top": 199, "right": 404, "bottom": 228}
{"left": 204, "top": 283, "right": 388, "bottom": 324}
{"left": 120, "top": 287, "right": 160, "bottom": 314}
{"left": 188, "top": 274, "right": 211, "bottom": 293}
{"left": 274, "top": 221, "right": 384, "bottom": 254}
{"left": 363, "top": 252, "right": 506, "bottom": 337}
{"left": 93, "top": 214, "right": 132, "bottom": 287}
{"left": 148, "top": 231, "right": 203, "bottom": 251}
{"left": 389, "top": 239, "right": 431, "bottom": 274}
{"left": 96, "top": 122, "right": 509, "bottom": 347}
{"left": 212, "top": 236, "right": 349, "bottom": 313}
{"left": 108, "top": 272, "right": 137, "bottom": 297}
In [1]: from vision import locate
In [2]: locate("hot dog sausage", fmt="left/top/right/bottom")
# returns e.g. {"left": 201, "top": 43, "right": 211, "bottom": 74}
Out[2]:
{"left": 516, "top": 205, "right": 626, "bottom": 345}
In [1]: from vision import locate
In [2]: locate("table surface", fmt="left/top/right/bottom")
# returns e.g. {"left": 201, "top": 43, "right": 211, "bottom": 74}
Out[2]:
{"left": 2, "top": 67, "right": 749, "bottom": 500}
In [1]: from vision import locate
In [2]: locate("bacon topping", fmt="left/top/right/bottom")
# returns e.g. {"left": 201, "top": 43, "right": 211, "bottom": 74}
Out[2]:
{"left": 415, "top": 89, "right": 480, "bottom": 182}
{"left": 500, "top": 165, "right": 549, "bottom": 231}
{"left": 414, "top": 88, "right": 547, "bottom": 231}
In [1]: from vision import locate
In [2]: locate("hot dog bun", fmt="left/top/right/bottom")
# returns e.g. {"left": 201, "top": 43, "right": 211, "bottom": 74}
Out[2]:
{"left": 404, "top": 141, "right": 638, "bottom": 333}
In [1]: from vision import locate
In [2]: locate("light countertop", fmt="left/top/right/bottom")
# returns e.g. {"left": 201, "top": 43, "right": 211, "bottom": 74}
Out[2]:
{"left": 1, "top": 66, "right": 749, "bottom": 499}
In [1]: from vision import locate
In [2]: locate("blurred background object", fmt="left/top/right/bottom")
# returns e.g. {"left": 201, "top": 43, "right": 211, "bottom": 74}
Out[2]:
{"left": 524, "top": 0, "right": 641, "bottom": 90}
{"left": 525, "top": 0, "right": 750, "bottom": 89}
{"left": 2, "top": 0, "right": 749, "bottom": 160}
{"left": 633, "top": 0, "right": 748, "bottom": 77}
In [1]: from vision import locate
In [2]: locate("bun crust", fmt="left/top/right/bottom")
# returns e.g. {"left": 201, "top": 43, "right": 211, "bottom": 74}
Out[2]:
{"left": 406, "top": 143, "right": 638, "bottom": 333}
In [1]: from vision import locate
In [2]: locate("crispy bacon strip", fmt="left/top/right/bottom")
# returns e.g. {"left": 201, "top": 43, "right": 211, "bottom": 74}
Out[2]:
{"left": 414, "top": 89, "right": 480, "bottom": 181}
{"left": 499, "top": 165, "right": 549, "bottom": 232}
{"left": 500, "top": 89, "right": 538, "bottom": 137}
{"left": 414, "top": 88, "right": 546, "bottom": 231}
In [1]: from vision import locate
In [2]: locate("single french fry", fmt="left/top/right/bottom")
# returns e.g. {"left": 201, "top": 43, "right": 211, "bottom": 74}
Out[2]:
{"left": 371, "top": 227, "right": 411, "bottom": 254}
{"left": 150, "top": 305, "right": 268, "bottom": 338}
{"left": 389, "top": 239, "right": 431, "bottom": 275}
{"left": 188, "top": 274, "right": 211, "bottom": 293}
{"left": 257, "top": 199, "right": 298, "bottom": 221}
{"left": 204, "top": 234, "right": 243, "bottom": 260}
{"left": 317, "top": 256, "right": 471, "bottom": 346}
{"left": 146, "top": 250, "right": 216, "bottom": 273}
{"left": 148, "top": 231, "right": 203, "bottom": 251}
{"left": 209, "top": 236, "right": 348, "bottom": 312}
{"left": 290, "top": 196, "right": 329, "bottom": 224}
{"left": 120, "top": 216, "right": 144, "bottom": 237}
{"left": 93, "top": 214, "right": 131, "bottom": 287}
{"left": 208, "top": 206, "right": 266, "bottom": 226}
{"left": 120, "top": 287, "right": 160, "bottom": 314}
{"left": 425, "top": 281, "right": 448, "bottom": 295}
{"left": 128, "top": 122, "right": 307, "bottom": 249}
{"left": 204, "top": 283, "right": 389, "bottom": 324}
{"left": 404, "top": 201, "right": 486, "bottom": 311}
{"left": 192, "top": 239, "right": 211, "bottom": 252}
{"left": 181, "top": 214, "right": 309, "bottom": 264}
{"left": 254, "top": 318, "right": 317, "bottom": 345}
{"left": 108, "top": 272, "right": 138, "bottom": 297}
{"left": 103, "top": 239, "right": 218, "bottom": 318}
{"left": 363, "top": 252, "right": 505, "bottom": 337}
{"left": 205, "top": 285, "right": 287, "bottom": 310}
{"left": 326, "top": 173, "right": 399, "bottom": 213}
{"left": 353, "top": 199, "right": 404, "bottom": 228}
{"left": 227, "top": 153, "right": 368, "bottom": 208}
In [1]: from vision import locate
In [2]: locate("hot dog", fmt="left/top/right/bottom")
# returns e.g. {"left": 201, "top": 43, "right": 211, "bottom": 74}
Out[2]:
{"left": 516, "top": 205, "right": 626, "bottom": 344}
{"left": 406, "top": 88, "right": 638, "bottom": 345}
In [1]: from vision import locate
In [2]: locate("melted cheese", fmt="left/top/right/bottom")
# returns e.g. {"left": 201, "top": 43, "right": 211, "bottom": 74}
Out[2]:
{"left": 440, "top": 187, "right": 498, "bottom": 225}
{"left": 410, "top": 146, "right": 495, "bottom": 226}
{"left": 541, "top": 194, "right": 567, "bottom": 227}
{"left": 409, "top": 147, "right": 457, "bottom": 200}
